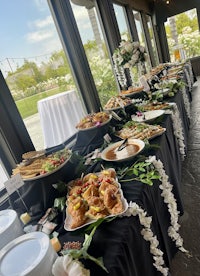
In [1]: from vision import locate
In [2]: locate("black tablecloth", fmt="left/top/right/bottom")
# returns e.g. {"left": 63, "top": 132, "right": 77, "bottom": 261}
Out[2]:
{"left": 8, "top": 67, "right": 191, "bottom": 276}
{"left": 57, "top": 87, "right": 190, "bottom": 275}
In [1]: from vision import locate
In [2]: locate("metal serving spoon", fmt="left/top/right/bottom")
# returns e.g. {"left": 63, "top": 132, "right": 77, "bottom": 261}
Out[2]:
{"left": 117, "top": 138, "right": 128, "bottom": 151}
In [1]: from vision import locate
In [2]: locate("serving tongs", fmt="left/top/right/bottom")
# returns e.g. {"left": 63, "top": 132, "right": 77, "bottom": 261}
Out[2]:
{"left": 117, "top": 138, "right": 128, "bottom": 151}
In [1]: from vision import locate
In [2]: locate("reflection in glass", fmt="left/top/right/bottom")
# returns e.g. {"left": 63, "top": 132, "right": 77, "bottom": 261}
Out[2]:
{"left": 164, "top": 8, "right": 200, "bottom": 61}
{"left": 145, "top": 14, "right": 159, "bottom": 65}
{"left": 133, "top": 10, "right": 151, "bottom": 70}
{"left": 70, "top": 1, "right": 118, "bottom": 107}
{"left": 113, "top": 4, "right": 130, "bottom": 41}
{"left": 0, "top": 0, "right": 84, "bottom": 151}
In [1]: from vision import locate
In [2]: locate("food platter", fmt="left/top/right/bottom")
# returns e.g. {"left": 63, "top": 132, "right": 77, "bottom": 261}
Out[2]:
{"left": 136, "top": 101, "right": 171, "bottom": 111}
{"left": 77, "top": 114, "right": 112, "bottom": 131}
{"left": 64, "top": 169, "right": 128, "bottom": 231}
{"left": 120, "top": 87, "right": 144, "bottom": 97}
{"left": 12, "top": 148, "right": 72, "bottom": 181}
{"left": 101, "top": 138, "right": 145, "bottom": 162}
{"left": 23, "top": 154, "right": 72, "bottom": 181}
{"left": 76, "top": 112, "right": 112, "bottom": 131}
{"left": 161, "top": 74, "right": 181, "bottom": 81}
{"left": 104, "top": 102, "right": 132, "bottom": 111}
{"left": 131, "top": 110, "right": 165, "bottom": 123}
{"left": 22, "top": 150, "right": 45, "bottom": 160}
{"left": 115, "top": 121, "right": 166, "bottom": 141}
{"left": 103, "top": 96, "right": 132, "bottom": 111}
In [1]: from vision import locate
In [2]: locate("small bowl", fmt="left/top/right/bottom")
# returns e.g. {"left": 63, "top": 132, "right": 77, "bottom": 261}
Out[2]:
{"left": 101, "top": 138, "right": 145, "bottom": 162}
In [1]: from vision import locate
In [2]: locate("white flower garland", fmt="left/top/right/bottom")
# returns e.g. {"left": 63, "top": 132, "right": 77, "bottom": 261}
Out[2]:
{"left": 129, "top": 67, "right": 136, "bottom": 86}
{"left": 183, "top": 67, "right": 192, "bottom": 92}
{"left": 113, "top": 40, "right": 147, "bottom": 88}
{"left": 181, "top": 86, "right": 191, "bottom": 119}
{"left": 121, "top": 202, "right": 169, "bottom": 276}
{"left": 165, "top": 104, "right": 186, "bottom": 159}
{"left": 186, "top": 61, "right": 194, "bottom": 86}
{"left": 146, "top": 156, "right": 189, "bottom": 255}
{"left": 113, "top": 60, "right": 127, "bottom": 88}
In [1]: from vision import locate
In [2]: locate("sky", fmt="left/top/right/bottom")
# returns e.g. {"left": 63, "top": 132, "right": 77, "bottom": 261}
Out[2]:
{"left": 0, "top": 0, "right": 94, "bottom": 77}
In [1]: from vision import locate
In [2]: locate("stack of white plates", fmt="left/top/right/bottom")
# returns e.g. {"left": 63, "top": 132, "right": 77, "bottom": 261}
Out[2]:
{"left": 0, "top": 209, "right": 24, "bottom": 250}
{"left": 0, "top": 232, "right": 57, "bottom": 276}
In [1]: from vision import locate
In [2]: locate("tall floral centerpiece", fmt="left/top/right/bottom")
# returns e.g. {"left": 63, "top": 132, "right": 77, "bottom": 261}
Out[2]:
{"left": 112, "top": 40, "right": 147, "bottom": 89}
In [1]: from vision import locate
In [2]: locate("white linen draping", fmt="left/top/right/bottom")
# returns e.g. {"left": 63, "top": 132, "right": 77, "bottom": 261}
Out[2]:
{"left": 37, "top": 90, "right": 86, "bottom": 148}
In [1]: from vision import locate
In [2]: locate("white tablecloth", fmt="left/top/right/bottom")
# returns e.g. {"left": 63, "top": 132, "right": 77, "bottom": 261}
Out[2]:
{"left": 37, "top": 90, "right": 86, "bottom": 148}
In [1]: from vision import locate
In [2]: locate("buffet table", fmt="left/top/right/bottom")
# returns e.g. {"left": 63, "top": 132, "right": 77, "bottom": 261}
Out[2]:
{"left": 8, "top": 63, "right": 193, "bottom": 276}
{"left": 57, "top": 76, "right": 191, "bottom": 275}
{"left": 37, "top": 90, "right": 86, "bottom": 148}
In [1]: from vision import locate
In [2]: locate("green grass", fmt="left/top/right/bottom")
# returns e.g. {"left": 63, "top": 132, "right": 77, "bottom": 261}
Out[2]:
{"left": 15, "top": 88, "right": 61, "bottom": 119}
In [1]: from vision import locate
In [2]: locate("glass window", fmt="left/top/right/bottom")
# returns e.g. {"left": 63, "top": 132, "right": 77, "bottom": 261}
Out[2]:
{"left": 164, "top": 8, "right": 200, "bottom": 61}
{"left": 132, "top": 10, "right": 151, "bottom": 70}
{"left": 113, "top": 4, "right": 130, "bottom": 41}
{"left": 0, "top": 162, "right": 8, "bottom": 190}
{"left": 133, "top": 10, "right": 146, "bottom": 46}
{"left": 70, "top": 1, "right": 118, "bottom": 107}
{"left": 0, "top": 0, "right": 85, "bottom": 151}
{"left": 145, "top": 14, "right": 159, "bottom": 65}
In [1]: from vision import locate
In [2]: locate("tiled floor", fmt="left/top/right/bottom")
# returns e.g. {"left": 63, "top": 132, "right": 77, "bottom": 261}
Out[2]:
{"left": 170, "top": 77, "right": 200, "bottom": 276}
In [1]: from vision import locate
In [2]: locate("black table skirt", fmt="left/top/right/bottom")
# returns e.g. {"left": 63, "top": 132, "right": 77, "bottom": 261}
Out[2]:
{"left": 58, "top": 87, "right": 190, "bottom": 276}
{"left": 8, "top": 69, "right": 191, "bottom": 276}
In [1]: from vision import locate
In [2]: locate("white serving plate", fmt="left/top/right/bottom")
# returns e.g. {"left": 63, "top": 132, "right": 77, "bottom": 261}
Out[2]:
{"left": 0, "top": 232, "right": 57, "bottom": 276}
{"left": 64, "top": 170, "right": 128, "bottom": 231}
{"left": 0, "top": 210, "right": 24, "bottom": 250}
{"left": 101, "top": 138, "right": 145, "bottom": 162}
{"left": 131, "top": 109, "right": 165, "bottom": 123}
{"left": 0, "top": 210, "right": 18, "bottom": 235}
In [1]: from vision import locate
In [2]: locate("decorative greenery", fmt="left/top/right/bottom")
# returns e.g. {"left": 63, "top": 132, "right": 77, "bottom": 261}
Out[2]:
{"left": 117, "top": 158, "right": 161, "bottom": 186}
{"left": 53, "top": 196, "right": 66, "bottom": 212}
{"left": 154, "top": 79, "right": 186, "bottom": 98}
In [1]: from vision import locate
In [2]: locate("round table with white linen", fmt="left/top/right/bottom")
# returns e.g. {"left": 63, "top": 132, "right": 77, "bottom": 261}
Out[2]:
{"left": 37, "top": 90, "right": 86, "bottom": 148}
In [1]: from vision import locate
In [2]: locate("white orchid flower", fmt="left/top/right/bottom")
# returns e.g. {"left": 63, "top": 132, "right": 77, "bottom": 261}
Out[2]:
{"left": 52, "top": 255, "right": 90, "bottom": 276}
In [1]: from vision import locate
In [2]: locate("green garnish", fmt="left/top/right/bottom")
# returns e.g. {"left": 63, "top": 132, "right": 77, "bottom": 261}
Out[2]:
{"left": 118, "top": 159, "right": 161, "bottom": 186}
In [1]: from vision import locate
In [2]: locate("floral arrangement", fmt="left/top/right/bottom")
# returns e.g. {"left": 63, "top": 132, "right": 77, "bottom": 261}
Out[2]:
{"left": 112, "top": 40, "right": 147, "bottom": 88}
{"left": 113, "top": 40, "right": 147, "bottom": 69}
